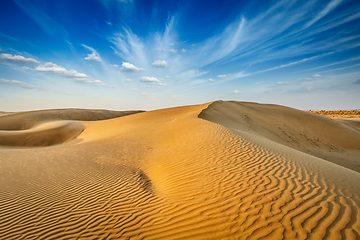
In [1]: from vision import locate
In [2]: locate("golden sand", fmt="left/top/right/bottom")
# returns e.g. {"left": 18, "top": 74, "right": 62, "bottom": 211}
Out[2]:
{"left": 308, "top": 110, "right": 360, "bottom": 118}
{"left": 0, "top": 101, "right": 359, "bottom": 239}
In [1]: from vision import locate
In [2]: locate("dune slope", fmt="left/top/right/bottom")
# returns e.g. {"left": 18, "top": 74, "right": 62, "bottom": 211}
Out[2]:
{"left": 0, "top": 102, "right": 359, "bottom": 239}
{"left": 0, "top": 108, "right": 143, "bottom": 130}
{"left": 0, "top": 109, "right": 143, "bottom": 147}
{"left": 0, "top": 121, "right": 84, "bottom": 147}
{"left": 199, "top": 100, "right": 360, "bottom": 173}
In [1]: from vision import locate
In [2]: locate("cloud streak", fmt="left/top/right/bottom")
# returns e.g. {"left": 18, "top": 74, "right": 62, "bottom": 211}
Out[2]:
{"left": 0, "top": 53, "right": 39, "bottom": 65}
{"left": 27, "top": 62, "right": 104, "bottom": 85}
{"left": 0, "top": 78, "right": 42, "bottom": 90}
{"left": 104, "top": 0, "right": 360, "bottom": 96}
{"left": 140, "top": 76, "right": 165, "bottom": 85}
{"left": 12, "top": 0, "right": 68, "bottom": 37}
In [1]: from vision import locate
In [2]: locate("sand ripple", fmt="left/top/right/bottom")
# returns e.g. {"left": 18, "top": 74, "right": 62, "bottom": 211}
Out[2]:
{"left": 0, "top": 102, "right": 359, "bottom": 239}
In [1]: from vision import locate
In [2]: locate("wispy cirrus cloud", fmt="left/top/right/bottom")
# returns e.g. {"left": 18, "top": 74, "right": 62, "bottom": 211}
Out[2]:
{"left": 110, "top": 28, "right": 148, "bottom": 68}
{"left": 154, "top": 48, "right": 177, "bottom": 53}
{"left": 303, "top": 56, "right": 360, "bottom": 72}
{"left": 304, "top": 0, "right": 344, "bottom": 29}
{"left": 12, "top": 0, "right": 68, "bottom": 38}
{"left": 0, "top": 32, "right": 18, "bottom": 42}
{"left": 0, "top": 78, "right": 42, "bottom": 90}
{"left": 269, "top": 74, "right": 322, "bottom": 89}
{"left": 108, "top": 0, "right": 359, "bottom": 94}
{"left": 0, "top": 78, "right": 71, "bottom": 95}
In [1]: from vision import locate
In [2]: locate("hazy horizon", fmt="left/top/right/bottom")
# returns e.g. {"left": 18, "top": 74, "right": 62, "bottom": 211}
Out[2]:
{"left": 1, "top": 0, "right": 359, "bottom": 111}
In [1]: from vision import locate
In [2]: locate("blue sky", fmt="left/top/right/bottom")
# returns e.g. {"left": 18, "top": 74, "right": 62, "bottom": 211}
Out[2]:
{"left": 0, "top": 0, "right": 359, "bottom": 111}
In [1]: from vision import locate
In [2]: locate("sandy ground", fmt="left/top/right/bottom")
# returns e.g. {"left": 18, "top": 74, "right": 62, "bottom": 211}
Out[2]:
{"left": 308, "top": 110, "right": 360, "bottom": 118}
{"left": 0, "top": 101, "right": 359, "bottom": 239}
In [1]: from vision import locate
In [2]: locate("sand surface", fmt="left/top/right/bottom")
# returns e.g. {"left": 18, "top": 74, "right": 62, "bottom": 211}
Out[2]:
{"left": 308, "top": 110, "right": 360, "bottom": 118}
{"left": 0, "top": 101, "right": 359, "bottom": 239}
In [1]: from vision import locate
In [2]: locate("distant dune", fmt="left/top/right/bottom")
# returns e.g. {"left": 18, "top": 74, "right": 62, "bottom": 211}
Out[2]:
{"left": 308, "top": 110, "right": 360, "bottom": 118}
{"left": 0, "top": 101, "right": 359, "bottom": 239}
{"left": 0, "top": 108, "right": 144, "bottom": 130}
{"left": 0, "top": 109, "right": 143, "bottom": 147}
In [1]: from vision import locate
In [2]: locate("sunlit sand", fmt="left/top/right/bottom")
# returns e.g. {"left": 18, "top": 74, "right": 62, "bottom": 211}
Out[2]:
{"left": 0, "top": 101, "right": 359, "bottom": 239}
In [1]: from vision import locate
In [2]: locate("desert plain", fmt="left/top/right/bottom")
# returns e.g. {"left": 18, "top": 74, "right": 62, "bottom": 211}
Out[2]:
{"left": 0, "top": 100, "right": 360, "bottom": 240}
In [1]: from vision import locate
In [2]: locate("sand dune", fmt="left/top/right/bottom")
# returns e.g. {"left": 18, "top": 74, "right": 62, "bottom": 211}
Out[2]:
{"left": 0, "top": 121, "right": 84, "bottom": 147}
{"left": 199, "top": 101, "right": 360, "bottom": 173}
{"left": 0, "top": 101, "right": 359, "bottom": 239}
{"left": 0, "top": 108, "right": 143, "bottom": 130}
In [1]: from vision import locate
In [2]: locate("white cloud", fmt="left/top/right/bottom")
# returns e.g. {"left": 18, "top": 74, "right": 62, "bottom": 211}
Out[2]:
{"left": 169, "top": 43, "right": 174, "bottom": 46}
{"left": 140, "top": 76, "right": 165, "bottom": 85}
{"left": 28, "top": 62, "right": 104, "bottom": 85}
{"left": 273, "top": 80, "right": 300, "bottom": 86}
{"left": 112, "top": 64, "right": 119, "bottom": 68}
{"left": 34, "top": 62, "right": 67, "bottom": 72}
{"left": 209, "top": 78, "right": 215, "bottom": 82}
{"left": 140, "top": 76, "right": 160, "bottom": 83}
{"left": 121, "top": 62, "right": 143, "bottom": 72}
{"left": 218, "top": 74, "right": 228, "bottom": 79}
{"left": 0, "top": 78, "right": 41, "bottom": 89}
{"left": 154, "top": 48, "right": 177, "bottom": 53}
{"left": 85, "top": 52, "right": 101, "bottom": 62}
{"left": 312, "top": 74, "right": 321, "bottom": 78}
{"left": 81, "top": 44, "right": 101, "bottom": 62}
{"left": 0, "top": 53, "right": 39, "bottom": 65}
{"left": 58, "top": 70, "right": 88, "bottom": 78}
{"left": 73, "top": 78, "right": 103, "bottom": 85}
{"left": 152, "top": 60, "right": 168, "bottom": 68}
{"left": 125, "top": 78, "right": 133, "bottom": 82}
{"left": 182, "top": 49, "right": 186, "bottom": 53}
{"left": 234, "top": 89, "right": 239, "bottom": 93}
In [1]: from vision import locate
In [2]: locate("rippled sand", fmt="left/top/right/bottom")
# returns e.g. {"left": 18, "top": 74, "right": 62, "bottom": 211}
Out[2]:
{"left": 0, "top": 101, "right": 359, "bottom": 239}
